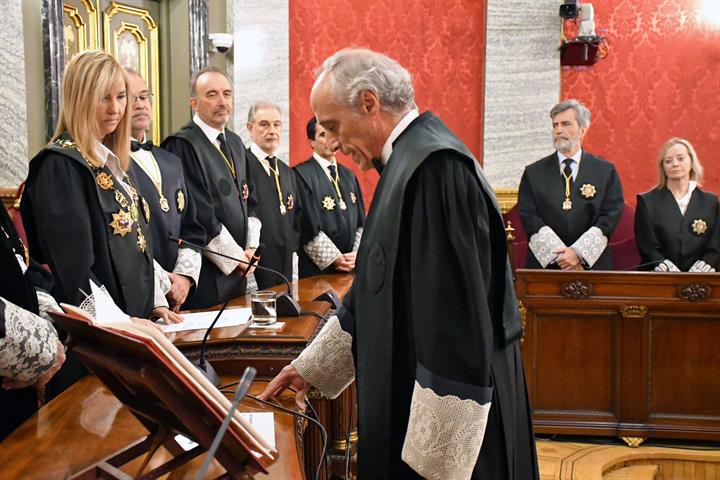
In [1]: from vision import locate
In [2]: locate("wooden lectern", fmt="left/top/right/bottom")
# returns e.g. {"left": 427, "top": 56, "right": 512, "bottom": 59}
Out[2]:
{"left": 52, "top": 311, "right": 276, "bottom": 479}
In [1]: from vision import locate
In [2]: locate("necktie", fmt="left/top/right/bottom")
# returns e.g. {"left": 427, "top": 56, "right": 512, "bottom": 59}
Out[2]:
{"left": 328, "top": 163, "right": 347, "bottom": 210}
{"left": 562, "top": 158, "right": 573, "bottom": 182}
{"left": 328, "top": 164, "right": 338, "bottom": 181}
{"left": 217, "top": 132, "right": 234, "bottom": 163}
{"left": 371, "top": 158, "right": 384, "bottom": 174}
{"left": 130, "top": 139, "right": 153, "bottom": 152}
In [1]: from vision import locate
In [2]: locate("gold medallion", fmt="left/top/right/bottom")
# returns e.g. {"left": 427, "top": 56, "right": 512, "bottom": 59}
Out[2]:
{"left": 350, "top": 192, "right": 357, "bottom": 204}
{"left": 96, "top": 172, "right": 114, "bottom": 190}
{"left": 322, "top": 196, "right": 336, "bottom": 211}
{"left": 279, "top": 203, "right": 287, "bottom": 215}
{"left": 109, "top": 210, "right": 134, "bottom": 237}
{"left": 137, "top": 231, "right": 147, "bottom": 253}
{"left": 339, "top": 200, "right": 348, "bottom": 210}
{"left": 287, "top": 194, "right": 294, "bottom": 211}
{"left": 159, "top": 195, "right": 170, "bottom": 213}
{"left": 580, "top": 183, "right": 597, "bottom": 199}
{"left": 562, "top": 199, "right": 573, "bottom": 211}
{"left": 142, "top": 198, "right": 151, "bottom": 223}
{"left": 176, "top": 190, "right": 185, "bottom": 212}
{"left": 692, "top": 218, "right": 708, "bottom": 235}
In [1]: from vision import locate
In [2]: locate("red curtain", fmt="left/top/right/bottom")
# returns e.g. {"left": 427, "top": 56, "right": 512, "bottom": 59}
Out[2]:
{"left": 562, "top": 0, "right": 720, "bottom": 204}
{"left": 289, "top": 0, "right": 488, "bottom": 208}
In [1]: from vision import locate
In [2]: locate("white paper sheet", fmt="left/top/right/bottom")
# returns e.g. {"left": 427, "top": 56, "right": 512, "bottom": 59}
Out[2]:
{"left": 239, "top": 412, "right": 275, "bottom": 448}
{"left": 90, "top": 280, "right": 131, "bottom": 325}
{"left": 159, "top": 308, "right": 252, "bottom": 333}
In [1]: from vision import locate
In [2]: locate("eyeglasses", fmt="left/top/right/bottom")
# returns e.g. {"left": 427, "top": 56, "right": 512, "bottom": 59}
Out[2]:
{"left": 132, "top": 93, "right": 154, "bottom": 104}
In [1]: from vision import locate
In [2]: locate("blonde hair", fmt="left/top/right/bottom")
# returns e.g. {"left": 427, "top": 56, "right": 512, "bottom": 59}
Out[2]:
{"left": 656, "top": 137, "right": 704, "bottom": 189}
{"left": 52, "top": 50, "right": 131, "bottom": 171}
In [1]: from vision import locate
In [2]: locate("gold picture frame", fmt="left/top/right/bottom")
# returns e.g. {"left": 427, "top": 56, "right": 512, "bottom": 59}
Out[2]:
{"left": 63, "top": 0, "right": 99, "bottom": 61}
{"left": 104, "top": 2, "right": 160, "bottom": 145}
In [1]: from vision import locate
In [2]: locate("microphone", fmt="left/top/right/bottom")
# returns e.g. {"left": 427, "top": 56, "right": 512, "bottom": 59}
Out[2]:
{"left": 620, "top": 259, "right": 664, "bottom": 271}
{"left": 196, "top": 366, "right": 257, "bottom": 480}
{"left": 169, "top": 235, "right": 302, "bottom": 317}
{"left": 193, "top": 244, "right": 265, "bottom": 386}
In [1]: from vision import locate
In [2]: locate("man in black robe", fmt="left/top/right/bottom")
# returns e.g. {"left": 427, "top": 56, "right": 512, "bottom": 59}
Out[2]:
{"left": 261, "top": 48, "right": 539, "bottom": 480}
{"left": 517, "top": 99, "right": 624, "bottom": 270}
{"left": 0, "top": 205, "right": 64, "bottom": 440}
{"left": 162, "top": 67, "right": 257, "bottom": 308}
{"left": 294, "top": 117, "right": 365, "bottom": 277}
{"left": 245, "top": 101, "right": 301, "bottom": 289}
{"left": 127, "top": 70, "right": 205, "bottom": 311}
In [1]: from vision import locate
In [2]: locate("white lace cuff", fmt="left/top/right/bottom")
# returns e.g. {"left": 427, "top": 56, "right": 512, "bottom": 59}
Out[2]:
{"left": 528, "top": 226, "right": 565, "bottom": 268}
{"left": 571, "top": 226, "right": 608, "bottom": 268}
{"left": 401, "top": 380, "right": 491, "bottom": 480}
{"left": 292, "top": 251, "right": 299, "bottom": 283}
{"left": 689, "top": 259, "right": 715, "bottom": 273}
{"left": 654, "top": 259, "right": 680, "bottom": 272}
{"left": 291, "top": 316, "right": 355, "bottom": 399}
{"left": 352, "top": 227, "right": 363, "bottom": 252}
{"left": 304, "top": 231, "right": 342, "bottom": 270}
{"left": 0, "top": 297, "right": 59, "bottom": 381}
{"left": 247, "top": 216, "right": 262, "bottom": 249}
{"left": 206, "top": 224, "right": 243, "bottom": 275}
{"left": 36, "top": 289, "right": 61, "bottom": 323}
{"left": 153, "top": 261, "right": 170, "bottom": 309}
{"left": 173, "top": 247, "right": 201, "bottom": 285}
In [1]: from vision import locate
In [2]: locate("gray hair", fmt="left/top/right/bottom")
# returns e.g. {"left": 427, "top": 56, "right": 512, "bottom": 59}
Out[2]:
{"left": 247, "top": 101, "right": 282, "bottom": 123}
{"left": 550, "top": 99, "right": 591, "bottom": 128}
{"left": 190, "top": 66, "right": 231, "bottom": 97}
{"left": 315, "top": 48, "right": 416, "bottom": 114}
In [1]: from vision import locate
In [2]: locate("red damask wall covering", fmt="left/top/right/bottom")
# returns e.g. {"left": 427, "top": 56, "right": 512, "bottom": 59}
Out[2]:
{"left": 562, "top": 0, "right": 720, "bottom": 203}
{"left": 288, "top": 0, "right": 487, "bottom": 207}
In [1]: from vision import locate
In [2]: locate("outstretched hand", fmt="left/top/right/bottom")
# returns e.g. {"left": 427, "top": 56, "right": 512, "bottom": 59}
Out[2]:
{"left": 258, "top": 364, "right": 311, "bottom": 409}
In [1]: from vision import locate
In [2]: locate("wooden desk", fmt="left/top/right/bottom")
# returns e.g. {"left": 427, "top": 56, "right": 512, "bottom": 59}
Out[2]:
{"left": 0, "top": 376, "right": 303, "bottom": 479}
{"left": 516, "top": 269, "right": 720, "bottom": 445}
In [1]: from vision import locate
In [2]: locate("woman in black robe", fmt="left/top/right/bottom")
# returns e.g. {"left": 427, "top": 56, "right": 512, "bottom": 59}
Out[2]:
{"left": 21, "top": 51, "right": 180, "bottom": 396}
{"left": 635, "top": 137, "right": 720, "bottom": 272}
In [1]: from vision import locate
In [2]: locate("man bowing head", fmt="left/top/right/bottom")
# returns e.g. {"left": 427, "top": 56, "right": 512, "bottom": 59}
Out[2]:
{"left": 260, "top": 48, "right": 538, "bottom": 480}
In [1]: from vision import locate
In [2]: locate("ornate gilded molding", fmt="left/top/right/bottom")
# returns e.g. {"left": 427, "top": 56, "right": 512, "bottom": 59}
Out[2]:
{"left": 679, "top": 283, "right": 711, "bottom": 302}
{"left": 561, "top": 280, "right": 592, "bottom": 299}
{"left": 494, "top": 188, "right": 518, "bottom": 214}
{"left": 621, "top": 436, "right": 646, "bottom": 448}
{"left": 619, "top": 305, "right": 648, "bottom": 318}
{"left": 104, "top": 2, "right": 160, "bottom": 144}
{"left": 517, "top": 300, "right": 527, "bottom": 345}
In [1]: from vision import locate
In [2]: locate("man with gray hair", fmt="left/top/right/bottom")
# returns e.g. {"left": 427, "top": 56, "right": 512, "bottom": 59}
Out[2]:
{"left": 518, "top": 99, "right": 624, "bottom": 270}
{"left": 260, "top": 48, "right": 539, "bottom": 479}
{"left": 244, "top": 101, "right": 301, "bottom": 289}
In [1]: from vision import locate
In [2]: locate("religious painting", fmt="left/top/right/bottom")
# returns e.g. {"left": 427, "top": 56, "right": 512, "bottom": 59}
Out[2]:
{"left": 103, "top": 2, "right": 160, "bottom": 144}
{"left": 62, "top": 0, "right": 99, "bottom": 64}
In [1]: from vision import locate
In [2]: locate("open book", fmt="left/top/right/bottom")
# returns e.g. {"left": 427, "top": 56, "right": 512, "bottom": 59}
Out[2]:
{"left": 53, "top": 291, "right": 278, "bottom": 477}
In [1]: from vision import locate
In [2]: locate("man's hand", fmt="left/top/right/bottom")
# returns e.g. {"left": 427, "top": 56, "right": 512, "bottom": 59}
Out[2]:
{"left": 2, "top": 339, "right": 66, "bottom": 391}
{"left": 553, "top": 246, "right": 583, "bottom": 270}
{"left": 258, "top": 364, "right": 311, "bottom": 409}
{"left": 332, "top": 254, "right": 354, "bottom": 272}
{"left": 237, "top": 248, "right": 257, "bottom": 275}
{"left": 343, "top": 252, "right": 357, "bottom": 270}
{"left": 167, "top": 272, "right": 192, "bottom": 311}
{"left": 152, "top": 306, "right": 184, "bottom": 324}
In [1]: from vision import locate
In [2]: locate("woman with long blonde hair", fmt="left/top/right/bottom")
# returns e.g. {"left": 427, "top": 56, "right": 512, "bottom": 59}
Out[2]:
{"left": 21, "top": 50, "right": 180, "bottom": 328}
{"left": 635, "top": 137, "right": 720, "bottom": 272}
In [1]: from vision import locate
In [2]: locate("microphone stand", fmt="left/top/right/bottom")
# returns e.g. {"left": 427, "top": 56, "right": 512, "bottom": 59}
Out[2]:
{"left": 170, "top": 235, "right": 302, "bottom": 317}
{"left": 194, "top": 244, "right": 265, "bottom": 386}
{"left": 196, "top": 366, "right": 257, "bottom": 480}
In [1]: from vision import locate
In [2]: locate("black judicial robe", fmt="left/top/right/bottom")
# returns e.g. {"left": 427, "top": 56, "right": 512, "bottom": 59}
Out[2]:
{"left": 21, "top": 138, "right": 155, "bottom": 317}
{"left": 293, "top": 157, "right": 365, "bottom": 277}
{"left": 635, "top": 187, "right": 720, "bottom": 271}
{"left": 246, "top": 149, "right": 301, "bottom": 289}
{"left": 339, "top": 112, "right": 538, "bottom": 479}
{"left": 0, "top": 205, "right": 54, "bottom": 440}
{"left": 131, "top": 146, "right": 205, "bottom": 275}
{"left": 518, "top": 152, "right": 624, "bottom": 269}
{"left": 162, "top": 122, "right": 249, "bottom": 308}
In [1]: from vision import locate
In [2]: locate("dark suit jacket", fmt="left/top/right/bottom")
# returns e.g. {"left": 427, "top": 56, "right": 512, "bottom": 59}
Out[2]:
{"left": 518, "top": 151, "right": 624, "bottom": 270}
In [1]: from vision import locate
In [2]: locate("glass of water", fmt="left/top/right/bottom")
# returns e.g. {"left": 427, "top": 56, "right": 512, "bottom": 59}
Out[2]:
{"left": 251, "top": 290, "right": 277, "bottom": 326}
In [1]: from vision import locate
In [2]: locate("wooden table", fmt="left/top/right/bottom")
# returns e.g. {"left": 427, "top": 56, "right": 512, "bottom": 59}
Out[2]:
{"left": 516, "top": 269, "right": 720, "bottom": 445}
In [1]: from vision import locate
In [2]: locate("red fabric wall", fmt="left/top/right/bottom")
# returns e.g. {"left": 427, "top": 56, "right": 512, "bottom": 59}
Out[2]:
{"left": 288, "top": 0, "right": 487, "bottom": 208}
{"left": 562, "top": 1, "right": 720, "bottom": 204}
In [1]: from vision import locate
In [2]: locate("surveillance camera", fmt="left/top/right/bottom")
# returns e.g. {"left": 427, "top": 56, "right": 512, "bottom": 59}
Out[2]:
{"left": 209, "top": 33, "right": 233, "bottom": 54}
{"left": 559, "top": 0, "right": 580, "bottom": 19}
